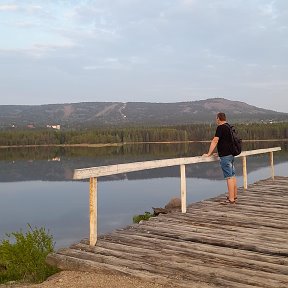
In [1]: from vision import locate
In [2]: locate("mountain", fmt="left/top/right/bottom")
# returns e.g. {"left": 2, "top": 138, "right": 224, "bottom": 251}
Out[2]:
{"left": 0, "top": 98, "right": 287, "bottom": 129}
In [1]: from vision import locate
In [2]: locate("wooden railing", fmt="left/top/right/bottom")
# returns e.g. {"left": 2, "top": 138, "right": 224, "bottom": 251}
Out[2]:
{"left": 73, "top": 147, "right": 281, "bottom": 246}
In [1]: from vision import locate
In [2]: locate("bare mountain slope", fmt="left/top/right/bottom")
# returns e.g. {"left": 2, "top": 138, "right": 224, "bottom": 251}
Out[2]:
{"left": 0, "top": 98, "right": 286, "bottom": 128}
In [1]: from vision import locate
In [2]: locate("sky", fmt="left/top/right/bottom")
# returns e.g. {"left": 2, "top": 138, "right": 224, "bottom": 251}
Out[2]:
{"left": 0, "top": 0, "right": 288, "bottom": 112}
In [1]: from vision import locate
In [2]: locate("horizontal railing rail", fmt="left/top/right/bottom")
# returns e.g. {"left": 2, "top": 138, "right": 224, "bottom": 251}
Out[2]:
{"left": 73, "top": 147, "right": 281, "bottom": 246}
{"left": 73, "top": 147, "right": 281, "bottom": 179}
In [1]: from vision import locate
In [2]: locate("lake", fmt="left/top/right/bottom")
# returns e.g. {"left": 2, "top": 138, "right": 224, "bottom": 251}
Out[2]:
{"left": 0, "top": 141, "right": 287, "bottom": 248}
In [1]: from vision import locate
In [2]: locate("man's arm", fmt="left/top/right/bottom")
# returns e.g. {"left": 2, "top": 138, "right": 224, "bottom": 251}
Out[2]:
{"left": 203, "top": 136, "right": 219, "bottom": 157}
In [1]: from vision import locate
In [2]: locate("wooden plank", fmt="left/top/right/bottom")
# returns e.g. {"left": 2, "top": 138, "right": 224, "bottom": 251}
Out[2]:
{"left": 116, "top": 226, "right": 286, "bottom": 258}
{"left": 73, "top": 147, "right": 281, "bottom": 179}
{"left": 96, "top": 234, "right": 288, "bottom": 267}
{"left": 270, "top": 152, "right": 275, "bottom": 180}
{"left": 155, "top": 212, "right": 288, "bottom": 230}
{"left": 72, "top": 241, "right": 288, "bottom": 279}
{"left": 75, "top": 243, "right": 288, "bottom": 287}
{"left": 149, "top": 214, "right": 288, "bottom": 240}
{"left": 242, "top": 156, "right": 248, "bottom": 189}
{"left": 54, "top": 247, "right": 287, "bottom": 288}
{"left": 140, "top": 219, "right": 288, "bottom": 247}
{"left": 129, "top": 225, "right": 288, "bottom": 256}
{"left": 180, "top": 164, "right": 187, "bottom": 213}
{"left": 89, "top": 177, "right": 97, "bottom": 246}
{"left": 74, "top": 155, "right": 218, "bottom": 179}
{"left": 49, "top": 176, "right": 288, "bottom": 288}
{"left": 186, "top": 202, "right": 288, "bottom": 217}
{"left": 200, "top": 199, "right": 288, "bottom": 216}
{"left": 46, "top": 253, "right": 179, "bottom": 288}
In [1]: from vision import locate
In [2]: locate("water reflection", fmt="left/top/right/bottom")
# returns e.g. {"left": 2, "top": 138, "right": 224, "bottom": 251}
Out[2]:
{"left": 0, "top": 141, "right": 287, "bottom": 248}
{"left": 0, "top": 141, "right": 287, "bottom": 182}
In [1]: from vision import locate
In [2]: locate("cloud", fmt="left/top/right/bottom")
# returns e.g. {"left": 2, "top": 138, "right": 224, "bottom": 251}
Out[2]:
{"left": 0, "top": 41, "right": 76, "bottom": 59}
{"left": 203, "top": 49, "right": 235, "bottom": 63}
{"left": 83, "top": 57, "right": 136, "bottom": 70}
{"left": 258, "top": 1, "right": 278, "bottom": 20}
{"left": 0, "top": 0, "right": 288, "bottom": 110}
{"left": 0, "top": 4, "right": 43, "bottom": 13}
{"left": 82, "top": 55, "right": 147, "bottom": 71}
{"left": 180, "top": 0, "right": 197, "bottom": 7}
{"left": 0, "top": 4, "right": 19, "bottom": 11}
{"left": 11, "top": 21, "right": 35, "bottom": 28}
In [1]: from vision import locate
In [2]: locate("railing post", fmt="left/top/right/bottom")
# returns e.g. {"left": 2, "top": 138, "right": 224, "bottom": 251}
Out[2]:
{"left": 270, "top": 152, "right": 275, "bottom": 180}
{"left": 180, "top": 164, "right": 187, "bottom": 213}
{"left": 242, "top": 156, "right": 248, "bottom": 190}
{"left": 89, "top": 177, "right": 97, "bottom": 246}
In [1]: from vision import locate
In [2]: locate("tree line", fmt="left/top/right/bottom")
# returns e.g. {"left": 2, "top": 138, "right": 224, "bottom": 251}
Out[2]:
{"left": 0, "top": 123, "right": 288, "bottom": 146}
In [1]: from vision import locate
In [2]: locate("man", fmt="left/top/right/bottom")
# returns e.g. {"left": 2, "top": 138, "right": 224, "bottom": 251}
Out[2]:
{"left": 203, "top": 112, "right": 237, "bottom": 204}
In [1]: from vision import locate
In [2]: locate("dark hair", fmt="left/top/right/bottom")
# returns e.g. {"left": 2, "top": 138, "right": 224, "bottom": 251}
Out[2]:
{"left": 217, "top": 112, "right": 226, "bottom": 121}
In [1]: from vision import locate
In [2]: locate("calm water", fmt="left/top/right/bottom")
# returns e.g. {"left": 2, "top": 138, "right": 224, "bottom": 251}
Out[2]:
{"left": 0, "top": 141, "right": 287, "bottom": 248}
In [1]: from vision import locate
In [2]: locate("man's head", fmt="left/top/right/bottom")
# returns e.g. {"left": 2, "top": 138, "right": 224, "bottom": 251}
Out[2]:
{"left": 216, "top": 112, "right": 226, "bottom": 125}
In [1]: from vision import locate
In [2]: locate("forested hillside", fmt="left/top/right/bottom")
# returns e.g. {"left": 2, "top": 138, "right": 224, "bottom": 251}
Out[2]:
{"left": 1, "top": 123, "right": 288, "bottom": 147}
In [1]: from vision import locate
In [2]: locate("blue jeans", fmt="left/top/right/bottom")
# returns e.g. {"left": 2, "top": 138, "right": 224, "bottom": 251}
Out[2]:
{"left": 220, "top": 155, "right": 235, "bottom": 179}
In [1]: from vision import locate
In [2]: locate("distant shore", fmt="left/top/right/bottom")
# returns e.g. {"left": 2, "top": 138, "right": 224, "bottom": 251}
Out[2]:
{"left": 0, "top": 139, "right": 287, "bottom": 149}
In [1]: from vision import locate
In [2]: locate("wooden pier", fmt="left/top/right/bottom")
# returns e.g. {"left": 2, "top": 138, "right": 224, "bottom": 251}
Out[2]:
{"left": 47, "top": 176, "right": 288, "bottom": 287}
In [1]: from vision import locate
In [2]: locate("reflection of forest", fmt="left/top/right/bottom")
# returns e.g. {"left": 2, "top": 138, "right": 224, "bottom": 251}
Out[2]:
{"left": 0, "top": 142, "right": 287, "bottom": 182}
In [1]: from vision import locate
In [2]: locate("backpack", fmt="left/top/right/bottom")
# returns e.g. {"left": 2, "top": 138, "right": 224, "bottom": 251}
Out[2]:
{"left": 224, "top": 123, "right": 242, "bottom": 156}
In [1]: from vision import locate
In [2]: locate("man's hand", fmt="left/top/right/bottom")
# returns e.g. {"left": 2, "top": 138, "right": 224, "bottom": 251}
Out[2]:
{"left": 202, "top": 153, "right": 218, "bottom": 157}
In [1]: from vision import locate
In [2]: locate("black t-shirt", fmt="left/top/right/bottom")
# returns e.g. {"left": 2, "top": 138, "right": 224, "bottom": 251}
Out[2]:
{"left": 215, "top": 123, "right": 233, "bottom": 157}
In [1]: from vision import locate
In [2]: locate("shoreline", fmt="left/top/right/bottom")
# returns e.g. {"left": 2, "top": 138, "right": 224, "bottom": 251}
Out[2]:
{"left": 0, "top": 139, "right": 287, "bottom": 149}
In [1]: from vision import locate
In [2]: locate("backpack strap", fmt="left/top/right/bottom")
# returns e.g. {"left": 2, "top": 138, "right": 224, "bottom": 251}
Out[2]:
{"left": 223, "top": 123, "right": 231, "bottom": 129}
{"left": 223, "top": 123, "right": 234, "bottom": 141}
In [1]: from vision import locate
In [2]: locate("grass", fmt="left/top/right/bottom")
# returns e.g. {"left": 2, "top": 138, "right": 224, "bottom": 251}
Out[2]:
{"left": 0, "top": 224, "right": 59, "bottom": 284}
{"left": 133, "top": 211, "right": 154, "bottom": 223}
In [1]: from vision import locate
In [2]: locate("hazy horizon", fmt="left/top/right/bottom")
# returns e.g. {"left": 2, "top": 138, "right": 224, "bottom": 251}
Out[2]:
{"left": 1, "top": 1, "right": 288, "bottom": 112}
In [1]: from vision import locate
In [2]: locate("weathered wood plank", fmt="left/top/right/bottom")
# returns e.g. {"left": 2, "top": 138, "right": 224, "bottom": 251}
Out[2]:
{"left": 73, "top": 147, "right": 281, "bottom": 179}
{"left": 94, "top": 234, "right": 288, "bottom": 267}
{"left": 243, "top": 156, "right": 248, "bottom": 189}
{"left": 48, "top": 176, "right": 288, "bottom": 288}
{"left": 201, "top": 200, "right": 288, "bottom": 216}
{"left": 154, "top": 214, "right": 288, "bottom": 231}
{"left": 147, "top": 217, "right": 288, "bottom": 243}
{"left": 46, "top": 253, "right": 179, "bottom": 287}
{"left": 71, "top": 242, "right": 288, "bottom": 276}
{"left": 123, "top": 225, "right": 288, "bottom": 256}
{"left": 89, "top": 177, "right": 97, "bottom": 246}
{"left": 55, "top": 247, "right": 287, "bottom": 288}
{"left": 180, "top": 164, "right": 187, "bottom": 213}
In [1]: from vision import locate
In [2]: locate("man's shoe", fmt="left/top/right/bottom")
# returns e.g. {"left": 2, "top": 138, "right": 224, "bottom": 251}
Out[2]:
{"left": 221, "top": 199, "right": 236, "bottom": 205}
